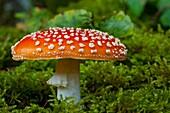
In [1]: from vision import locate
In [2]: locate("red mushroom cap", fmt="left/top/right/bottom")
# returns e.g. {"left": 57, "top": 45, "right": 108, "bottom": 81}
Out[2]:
{"left": 11, "top": 27, "right": 127, "bottom": 61}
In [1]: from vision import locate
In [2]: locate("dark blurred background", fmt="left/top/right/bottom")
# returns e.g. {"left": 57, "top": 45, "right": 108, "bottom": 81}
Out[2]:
{"left": 0, "top": 0, "right": 170, "bottom": 28}
{"left": 0, "top": 0, "right": 78, "bottom": 26}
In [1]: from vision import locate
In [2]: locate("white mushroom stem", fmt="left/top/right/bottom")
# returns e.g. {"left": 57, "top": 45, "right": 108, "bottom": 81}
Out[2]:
{"left": 47, "top": 59, "right": 80, "bottom": 104}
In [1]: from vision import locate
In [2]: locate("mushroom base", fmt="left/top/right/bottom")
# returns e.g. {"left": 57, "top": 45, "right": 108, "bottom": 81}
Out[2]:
{"left": 47, "top": 59, "right": 80, "bottom": 104}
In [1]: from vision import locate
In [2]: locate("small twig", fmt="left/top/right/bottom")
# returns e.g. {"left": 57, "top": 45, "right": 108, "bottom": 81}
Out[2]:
{"left": 3, "top": 34, "right": 11, "bottom": 49}
{"left": 152, "top": 5, "right": 170, "bottom": 25}
{"left": 91, "top": 12, "right": 95, "bottom": 27}
{"left": 43, "top": 99, "right": 48, "bottom": 108}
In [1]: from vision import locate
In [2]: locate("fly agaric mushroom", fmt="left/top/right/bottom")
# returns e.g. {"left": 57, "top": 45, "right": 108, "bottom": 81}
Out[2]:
{"left": 11, "top": 27, "right": 127, "bottom": 104}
